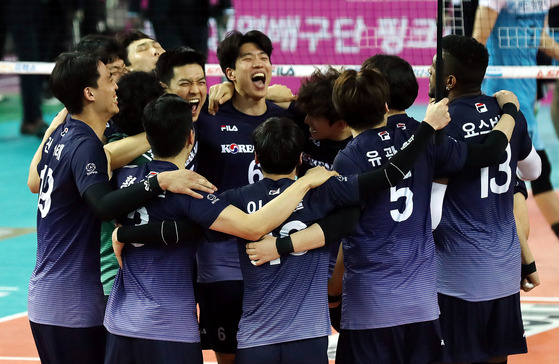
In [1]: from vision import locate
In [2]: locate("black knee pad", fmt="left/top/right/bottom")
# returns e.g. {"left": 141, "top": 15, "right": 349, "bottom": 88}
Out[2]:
{"left": 531, "top": 150, "right": 553, "bottom": 196}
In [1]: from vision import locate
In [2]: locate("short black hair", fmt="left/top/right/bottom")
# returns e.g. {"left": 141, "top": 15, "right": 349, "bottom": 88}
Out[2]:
{"left": 155, "top": 46, "right": 207, "bottom": 85}
{"left": 217, "top": 30, "right": 273, "bottom": 81}
{"left": 362, "top": 54, "right": 418, "bottom": 111}
{"left": 49, "top": 51, "right": 100, "bottom": 114}
{"left": 252, "top": 117, "right": 305, "bottom": 175}
{"left": 115, "top": 29, "right": 151, "bottom": 66}
{"left": 333, "top": 69, "right": 390, "bottom": 130}
{"left": 442, "top": 34, "right": 488, "bottom": 90}
{"left": 297, "top": 67, "right": 341, "bottom": 125}
{"left": 143, "top": 94, "right": 193, "bottom": 158}
{"left": 75, "top": 34, "right": 126, "bottom": 65}
{"left": 112, "top": 71, "right": 165, "bottom": 136}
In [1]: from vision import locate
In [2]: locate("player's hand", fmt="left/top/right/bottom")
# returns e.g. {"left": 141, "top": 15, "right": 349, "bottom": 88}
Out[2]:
{"left": 112, "top": 226, "right": 124, "bottom": 269}
{"left": 208, "top": 81, "right": 234, "bottom": 115}
{"left": 521, "top": 271, "right": 540, "bottom": 292}
{"left": 493, "top": 90, "right": 519, "bottom": 110}
{"left": 423, "top": 97, "right": 450, "bottom": 130}
{"left": 246, "top": 234, "right": 279, "bottom": 265}
{"left": 157, "top": 170, "right": 217, "bottom": 198}
{"left": 298, "top": 166, "right": 338, "bottom": 189}
{"left": 266, "top": 84, "right": 296, "bottom": 103}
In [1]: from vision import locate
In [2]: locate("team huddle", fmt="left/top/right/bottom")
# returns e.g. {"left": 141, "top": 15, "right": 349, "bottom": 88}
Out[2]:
{"left": 28, "top": 28, "right": 542, "bottom": 364}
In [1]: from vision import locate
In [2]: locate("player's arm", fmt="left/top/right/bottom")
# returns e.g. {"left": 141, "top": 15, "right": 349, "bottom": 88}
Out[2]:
{"left": 246, "top": 100, "right": 454, "bottom": 264}
{"left": 83, "top": 169, "right": 217, "bottom": 221}
{"left": 27, "top": 108, "right": 68, "bottom": 193}
{"left": 208, "top": 81, "right": 295, "bottom": 114}
{"left": 114, "top": 166, "right": 337, "bottom": 245}
{"left": 463, "top": 92, "right": 518, "bottom": 168}
{"left": 104, "top": 132, "right": 150, "bottom": 170}
{"left": 514, "top": 191, "right": 540, "bottom": 292}
{"left": 246, "top": 206, "right": 361, "bottom": 265}
{"left": 517, "top": 147, "right": 542, "bottom": 181}
{"left": 472, "top": 5, "right": 499, "bottom": 45}
{"left": 328, "top": 244, "right": 344, "bottom": 331}
{"left": 209, "top": 166, "right": 336, "bottom": 240}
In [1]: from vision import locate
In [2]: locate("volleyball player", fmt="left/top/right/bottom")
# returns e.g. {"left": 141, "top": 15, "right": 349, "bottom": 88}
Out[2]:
{"left": 248, "top": 66, "right": 518, "bottom": 363}
{"left": 473, "top": 0, "right": 559, "bottom": 240}
{"left": 194, "top": 30, "right": 296, "bottom": 364}
{"left": 113, "top": 97, "right": 454, "bottom": 364}
{"left": 28, "top": 52, "right": 214, "bottom": 364}
{"left": 156, "top": 46, "right": 208, "bottom": 170}
{"left": 75, "top": 34, "right": 128, "bottom": 83}
{"left": 116, "top": 29, "right": 165, "bottom": 72}
{"left": 431, "top": 34, "right": 541, "bottom": 364}
{"left": 104, "top": 95, "right": 336, "bottom": 364}
{"left": 208, "top": 67, "right": 353, "bottom": 176}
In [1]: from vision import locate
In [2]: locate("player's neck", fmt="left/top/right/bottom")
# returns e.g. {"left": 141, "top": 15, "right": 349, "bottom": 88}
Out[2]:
{"left": 448, "top": 89, "right": 481, "bottom": 103}
{"left": 71, "top": 108, "right": 111, "bottom": 141}
{"left": 232, "top": 92, "right": 267, "bottom": 116}
{"left": 332, "top": 128, "right": 353, "bottom": 141}
{"left": 154, "top": 154, "right": 187, "bottom": 169}
{"left": 262, "top": 169, "right": 297, "bottom": 181}
{"left": 386, "top": 109, "right": 406, "bottom": 117}
{"left": 154, "top": 146, "right": 189, "bottom": 169}
{"left": 351, "top": 115, "right": 388, "bottom": 137}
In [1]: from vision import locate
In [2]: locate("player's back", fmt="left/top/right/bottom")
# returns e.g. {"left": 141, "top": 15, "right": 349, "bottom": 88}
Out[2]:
{"left": 30, "top": 116, "right": 107, "bottom": 328}
{"left": 435, "top": 94, "right": 533, "bottom": 301}
{"left": 104, "top": 160, "right": 228, "bottom": 343}
{"left": 224, "top": 176, "right": 360, "bottom": 348}
{"left": 333, "top": 116, "right": 467, "bottom": 330}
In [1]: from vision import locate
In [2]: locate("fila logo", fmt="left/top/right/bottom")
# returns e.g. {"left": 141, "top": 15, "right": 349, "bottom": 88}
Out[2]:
{"left": 475, "top": 103, "right": 488, "bottom": 113}
{"left": 269, "top": 188, "right": 280, "bottom": 195}
{"left": 220, "top": 125, "right": 238, "bottom": 132}
{"left": 378, "top": 131, "right": 390, "bottom": 141}
{"left": 221, "top": 143, "right": 254, "bottom": 154}
{"left": 396, "top": 123, "right": 406, "bottom": 130}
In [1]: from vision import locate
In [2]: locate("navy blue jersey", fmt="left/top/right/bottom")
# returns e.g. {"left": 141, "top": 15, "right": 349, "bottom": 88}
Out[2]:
{"left": 195, "top": 100, "right": 294, "bottom": 283}
{"left": 223, "top": 176, "right": 360, "bottom": 348}
{"left": 434, "top": 94, "right": 533, "bottom": 301}
{"left": 30, "top": 115, "right": 109, "bottom": 327}
{"left": 300, "top": 136, "right": 352, "bottom": 176}
{"left": 334, "top": 115, "right": 468, "bottom": 330}
{"left": 104, "top": 161, "right": 229, "bottom": 343}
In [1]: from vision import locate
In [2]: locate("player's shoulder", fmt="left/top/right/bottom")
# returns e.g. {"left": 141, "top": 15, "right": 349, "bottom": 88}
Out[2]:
{"left": 265, "top": 100, "right": 294, "bottom": 117}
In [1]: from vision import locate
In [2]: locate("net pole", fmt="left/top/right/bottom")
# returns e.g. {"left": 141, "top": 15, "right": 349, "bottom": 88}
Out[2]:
{"left": 435, "top": 0, "right": 446, "bottom": 145}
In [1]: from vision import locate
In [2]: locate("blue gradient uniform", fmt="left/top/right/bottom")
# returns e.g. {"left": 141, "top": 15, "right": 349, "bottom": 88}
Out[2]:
{"left": 104, "top": 161, "right": 228, "bottom": 343}
{"left": 334, "top": 115, "right": 468, "bottom": 330}
{"left": 30, "top": 116, "right": 108, "bottom": 327}
{"left": 195, "top": 100, "right": 294, "bottom": 283}
{"left": 223, "top": 176, "right": 360, "bottom": 348}
{"left": 434, "top": 95, "right": 533, "bottom": 301}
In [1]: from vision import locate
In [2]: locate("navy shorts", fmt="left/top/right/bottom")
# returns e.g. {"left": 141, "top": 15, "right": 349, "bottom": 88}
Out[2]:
{"left": 29, "top": 321, "right": 106, "bottom": 364}
{"left": 236, "top": 336, "right": 328, "bottom": 364}
{"left": 438, "top": 292, "right": 527, "bottom": 363}
{"left": 335, "top": 319, "right": 444, "bottom": 364}
{"left": 104, "top": 332, "right": 203, "bottom": 364}
{"left": 197, "top": 280, "right": 243, "bottom": 354}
